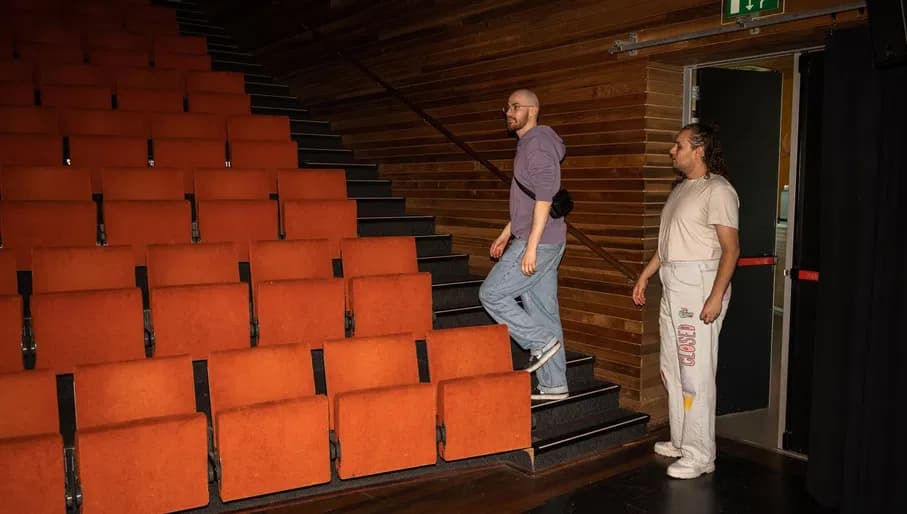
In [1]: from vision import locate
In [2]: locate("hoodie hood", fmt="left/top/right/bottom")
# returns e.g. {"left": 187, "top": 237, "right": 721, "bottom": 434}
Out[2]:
{"left": 519, "top": 125, "right": 566, "bottom": 161}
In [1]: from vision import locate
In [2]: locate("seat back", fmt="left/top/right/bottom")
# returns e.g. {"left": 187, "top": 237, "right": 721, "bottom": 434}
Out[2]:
{"left": 0, "top": 250, "right": 17, "bottom": 295}
{"left": 0, "top": 134, "right": 62, "bottom": 166}
{"left": 230, "top": 140, "right": 297, "bottom": 168}
{"left": 249, "top": 239, "right": 333, "bottom": 285}
{"left": 150, "top": 282, "right": 251, "bottom": 360}
{"left": 282, "top": 199, "right": 357, "bottom": 259}
{"left": 101, "top": 168, "right": 184, "bottom": 200}
{"left": 188, "top": 93, "right": 249, "bottom": 115}
{"left": 31, "top": 287, "right": 145, "bottom": 374}
{"left": 0, "top": 106, "right": 59, "bottom": 134}
{"left": 113, "top": 68, "right": 183, "bottom": 91}
{"left": 146, "top": 242, "right": 238, "bottom": 288}
{"left": 194, "top": 169, "right": 270, "bottom": 202}
{"left": 340, "top": 236, "right": 418, "bottom": 281}
{"left": 153, "top": 139, "right": 226, "bottom": 168}
{"left": 150, "top": 112, "right": 226, "bottom": 140}
{"left": 60, "top": 109, "right": 150, "bottom": 137}
{"left": 73, "top": 354, "right": 196, "bottom": 430}
{"left": 207, "top": 343, "right": 315, "bottom": 418}
{"left": 0, "top": 200, "right": 96, "bottom": 268}
{"left": 41, "top": 85, "right": 111, "bottom": 110}
{"left": 197, "top": 200, "right": 278, "bottom": 260}
{"left": 31, "top": 245, "right": 134, "bottom": 294}
{"left": 116, "top": 88, "right": 183, "bottom": 113}
{"left": 323, "top": 332, "right": 419, "bottom": 401}
{"left": 0, "top": 166, "right": 91, "bottom": 200}
{"left": 68, "top": 135, "right": 147, "bottom": 167}
{"left": 255, "top": 278, "right": 345, "bottom": 349}
{"left": 103, "top": 200, "right": 192, "bottom": 265}
{"left": 277, "top": 169, "right": 347, "bottom": 201}
{"left": 426, "top": 324, "right": 514, "bottom": 382}
{"left": 349, "top": 272, "right": 433, "bottom": 339}
{"left": 184, "top": 71, "right": 245, "bottom": 95}
{"left": 226, "top": 115, "right": 290, "bottom": 141}
{"left": 0, "top": 295, "right": 24, "bottom": 373}
{"left": 0, "top": 369, "right": 58, "bottom": 438}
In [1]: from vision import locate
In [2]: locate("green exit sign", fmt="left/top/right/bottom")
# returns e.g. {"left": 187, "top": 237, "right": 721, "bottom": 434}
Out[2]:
{"left": 723, "top": 0, "right": 784, "bottom": 21}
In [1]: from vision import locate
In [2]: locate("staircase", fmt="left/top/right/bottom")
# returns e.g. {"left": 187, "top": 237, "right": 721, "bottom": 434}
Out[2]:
{"left": 173, "top": 0, "right": 649, "bottom": 498}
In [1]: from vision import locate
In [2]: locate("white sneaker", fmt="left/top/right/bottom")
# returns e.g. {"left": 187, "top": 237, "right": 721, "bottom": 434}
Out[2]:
{"left": 530, "top": 390, "right": 569, "bottom": 401}
{"left": 525, "top": 339, "right": 561, "bottom": 373}
{"left": 653, "top": 441, "right": 683, "bottom": 458}
{"left": 666, "top": 457, "right": 715, "bottom": 479}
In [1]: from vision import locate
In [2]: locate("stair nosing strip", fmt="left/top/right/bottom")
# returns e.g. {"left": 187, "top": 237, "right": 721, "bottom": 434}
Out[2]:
{"left": 533, "top": 414, "right": 650, "bottom": 453}
{"left": 434, "top": 305, "right": 485, "bottom": 315}
{"left": 531, "top": 383, "right": 620, "bottom": 412}
{"left": 431, "top": 278, "right": 484, "bottom": 288}
{"left": 293, "top": 132, "right": 341, "bottom": 138}
{"left": 419, "top": 254, "right": 468, "bottom": 262}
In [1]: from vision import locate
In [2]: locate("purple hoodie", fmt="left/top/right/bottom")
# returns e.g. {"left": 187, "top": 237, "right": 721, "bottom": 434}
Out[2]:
{"left": 509, "top": 125, "right": 567, "bottom": 245}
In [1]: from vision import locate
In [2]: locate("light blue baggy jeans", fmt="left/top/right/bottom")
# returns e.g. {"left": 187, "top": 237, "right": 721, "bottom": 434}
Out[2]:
{"left": 478, "top": 238, "right": 568, "bottom": 394}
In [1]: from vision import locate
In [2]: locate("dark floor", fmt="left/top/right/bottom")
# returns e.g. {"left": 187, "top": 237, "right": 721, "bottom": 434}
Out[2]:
{"left": 241, "top": 432, "right": 836, "bottom": 514}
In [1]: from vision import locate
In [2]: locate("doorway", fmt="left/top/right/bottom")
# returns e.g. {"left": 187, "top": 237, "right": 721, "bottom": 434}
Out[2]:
{"left": 684, "top": 52, "right": 803, "bottom": 453}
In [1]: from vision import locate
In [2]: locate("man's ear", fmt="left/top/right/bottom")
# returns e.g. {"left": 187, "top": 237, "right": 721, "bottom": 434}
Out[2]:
{"left": 694, "top": 145, "right": 705, "bottom": 161}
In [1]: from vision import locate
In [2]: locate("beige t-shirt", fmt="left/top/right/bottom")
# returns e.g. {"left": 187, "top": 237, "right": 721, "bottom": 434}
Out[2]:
{"left": 658, "top": 175, "right": 739, "bottom": 262}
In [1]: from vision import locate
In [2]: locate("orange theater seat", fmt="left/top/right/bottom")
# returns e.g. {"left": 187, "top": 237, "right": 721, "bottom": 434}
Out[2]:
{"left": 31, "top": 287, "right": 145, "bottom": 373}
{"left": 73, "top": 356, "right": 209, "bottom": 513}
{"left": 101, "top": 167, "right": 184, "bottom": 200}
{"left": 150, "top": 112, "right": 226, "bottom": 140}
{"left": 0, "top": 82, "right": 35, "bottom": 107}
{"left": 0, "top": 135, "right": 62, "bottom": 166}
{"left": 207, "top": 344, "right": 330, "bottom": 501}
{"left": 254, "top": 278, "right": 345, "bottom": 349}
{"left": 0, "top": 369, "right": 66, "bottom": 513}
{"left": 249, "top": 239, "right": 333, "bottom": 285}
{"left": 0, "top": 295, "right": 24, "bottom": 373}
{"left": 0, "top": 166, "right": 91, "bottom": 201}
{"left": 153, "top": 34, "right": 207, "bottom": 55}
{"left": 0, "top": 106, "right": 59, "bottom": 135}
{"left": 155, "top": 53, "right": 210, "bottom": 71}
{"left": 153, "top": 138, "right": 225, "bottom": 168}
{"left": 0, "top": 250, "right": 17, "bottom": 296}
{"left": 277, "top": 169, "right": 347, "bottom": 201}
{"left": 227, "top": 115, "right": 290, "bottom": 141}
{"left": 194, "top": 169, "right": 270, "bottom": 203}
{"left": 349, "top": 272, "right": 433, "bottom": 339}
{"left": 37, "top": 64, "right": 113, "bottom": 88}
{"left": 103, "top": 200, "right": 192, "bottom": 265}
{"left": 188, "top": 93, "right": 249, "bottom": 116}
{"left": 41, "top": 85, "right": 111, "bottom": 110}
{"left": 150, "top": 282, "right": 250, "bottom": 359}
{"left": 89, "top": 49, "right": 150, "bottom": 69}
{"left": 185, "top": 71, "right": 245, "bottom": 95}
{"left": 282, "top": 199, "right": 357, "bottom": 259}
{"left": 113, "top": 68, "right": 183, "bottom": 91}
{"left": 0, "top": 201, "right": 96, "bottom": 268}
{"left": 0, "top": 61, "right": 35, "bottom": 83}
{"left": 84, "top": 32, "right": 150, "bottom": 53}
{"left": 59, "top": 109, "right": 150, "bottom": 138}
{"left": 197, "top": 200, "right": 279, "bottom": 260}
{"left": 116, "top": 88, "right": 183, "bottom": 113}
{"left": 426, "top": 325, "right": 531, "bottom": 461}
{"left": 31, "top": 246, "right": 135, "bottom": 294}
{"left": 340, "top": 236, "right": 418, "bottom": 299}
{"left": 68, "top": 135, "right": 147, "bottom": 168}
{"left": 16, "top": 43, "right": 84, "bottom": 66}
{"left": 323, "top": 333, "right": 436, "bottom": 479}
{"left": 146, "top": 242, "right": 238, "bottom": 289}
{"left": 230, "top": 140, "right": 297, "bottom": 168}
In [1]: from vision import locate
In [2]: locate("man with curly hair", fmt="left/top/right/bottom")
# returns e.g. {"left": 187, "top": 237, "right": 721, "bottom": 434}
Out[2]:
{"left": 632, "top": 123, "right": 740, "bottom": 479}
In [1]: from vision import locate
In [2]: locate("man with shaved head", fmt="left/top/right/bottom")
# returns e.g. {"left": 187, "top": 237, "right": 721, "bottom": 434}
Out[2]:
{"left": 479, "top": 88, "right": 568, "bottom": 400}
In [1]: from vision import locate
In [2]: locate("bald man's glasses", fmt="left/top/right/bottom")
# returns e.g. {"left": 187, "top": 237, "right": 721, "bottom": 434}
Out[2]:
{"left": 503, "top": 103, "right": 537, "bottom": 114}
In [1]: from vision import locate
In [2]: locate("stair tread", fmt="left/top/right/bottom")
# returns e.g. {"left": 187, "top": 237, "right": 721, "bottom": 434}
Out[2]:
{"left": 531, "top": 379, "right": 619, "bottom": 412}
{"left": 532, "top": 408, "right": 650, "bottom": 449}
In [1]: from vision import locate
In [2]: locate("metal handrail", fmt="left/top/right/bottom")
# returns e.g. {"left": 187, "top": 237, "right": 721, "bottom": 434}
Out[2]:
{"left": 301, "top": 24, "right": 639, "bottom": 283}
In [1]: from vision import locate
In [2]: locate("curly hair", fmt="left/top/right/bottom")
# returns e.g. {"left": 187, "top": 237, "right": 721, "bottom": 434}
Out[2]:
{"left": 683, "top": 122, "right": 729, "bottom": 178}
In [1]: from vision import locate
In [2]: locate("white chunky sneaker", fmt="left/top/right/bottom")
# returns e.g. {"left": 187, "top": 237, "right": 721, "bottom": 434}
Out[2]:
{"left": 666, "top": 457, "right": 715, "bottom": 479}
{"left": 653, "top": 441, "right": 683, "bottom": 458}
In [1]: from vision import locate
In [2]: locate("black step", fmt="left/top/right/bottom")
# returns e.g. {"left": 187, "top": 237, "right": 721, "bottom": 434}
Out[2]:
{"left": 208, "top": 48, "right": 256, "bottom": 64}
{"left": 293, "top": 132, "right": 344, "bottom": 149}
{"left": 246, "top": 81, "right": 292, "bottom": 97}
{"left": 252, "top": 104, "right": 309, "bottom": 118}
{"left": 531, "top": 379, "right": 620, "bottom": 433}
{"left": 177, "top": 21, "right": 227, "bottom": 36}
{"left": 419, "top": 254, "right": 469, "bottom": 280}
{"left": 251, "top": 93, "right": 302, "bottom": 110}
{"left": 432, "top": 276, "right": 483, "bottom": 311}
{"left": 299, "top": 146, "right": 354, "bottom": 164}
{"left": 531, "top": 409, "right": 649, "bottom": 471}
{"left": 415, "top": 234, "right": 453, "bottom": 257}
{"left": 354, "top": 197, "right": 405, "bottom": 217}
{"left": 307, "top": 162, "right": 377, "bottom": 180}
{"left": 211, "top": 58, "right": 267, "bottom": 75}
{"left": 357, "top": 215, "right": 435, "bottom": 236}
{"left": 433, "top": 305, "right": 494, "bottom": 329}
{"left": 347, "top": 179, "right": 392, "bottom": 197}
{"left": 291, "top": 119, "right": 332, "bottom": 135}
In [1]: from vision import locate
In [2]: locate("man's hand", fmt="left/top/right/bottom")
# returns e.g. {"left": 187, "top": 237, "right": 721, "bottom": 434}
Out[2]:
{"left": 490, "top": 232, "right": 510, "bottom": 258}
{"left": 700, "top": 294, "right": 723, "bottom": 324}
{"left": 521, "top": 246, "right": 537, "bottom": 275}
{"left": 632, "top": 277, "right": 648, "bottom": 306}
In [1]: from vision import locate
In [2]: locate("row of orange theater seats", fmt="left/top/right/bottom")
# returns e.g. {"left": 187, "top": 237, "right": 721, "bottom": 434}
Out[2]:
{"left": 0, "top": 236, "right": 434, "bottom": 374}
{"left": 0, "top": 325, "right": 530, "bottom": 513}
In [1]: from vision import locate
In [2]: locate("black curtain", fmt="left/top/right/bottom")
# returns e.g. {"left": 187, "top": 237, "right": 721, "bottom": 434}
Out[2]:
{"left": 807, "top": 27, "right": 907, "bottom": 513}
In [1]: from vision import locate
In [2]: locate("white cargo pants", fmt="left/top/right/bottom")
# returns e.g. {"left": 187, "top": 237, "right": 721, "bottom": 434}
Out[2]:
{"left": 658, "top": 259, "right": 731, "bottom": 465}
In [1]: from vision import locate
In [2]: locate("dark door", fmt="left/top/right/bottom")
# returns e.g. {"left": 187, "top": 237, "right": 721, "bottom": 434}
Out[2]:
{"left": 782, "top": 52, "right": 824, "bottom": 454}
{"left": 696, "top": 67, "right": 782, "bottom": 415}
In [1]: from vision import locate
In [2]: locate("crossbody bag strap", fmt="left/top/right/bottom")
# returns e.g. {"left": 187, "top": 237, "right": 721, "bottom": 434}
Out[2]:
{"left": 512, "top": 176, "right": 536, "bottom": 200}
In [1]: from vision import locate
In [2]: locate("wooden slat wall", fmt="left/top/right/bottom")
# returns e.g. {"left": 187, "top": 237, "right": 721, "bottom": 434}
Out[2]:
{"left": 210, "top": 0, "right": 865, "bottom": 424}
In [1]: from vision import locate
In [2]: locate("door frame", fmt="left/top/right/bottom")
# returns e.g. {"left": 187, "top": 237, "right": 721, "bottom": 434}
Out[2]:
{"left": 681, "top": 48, "right": 817, "bottom": 454}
